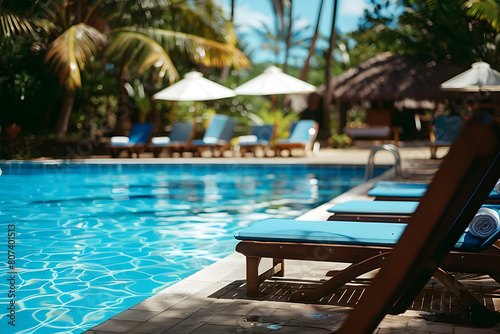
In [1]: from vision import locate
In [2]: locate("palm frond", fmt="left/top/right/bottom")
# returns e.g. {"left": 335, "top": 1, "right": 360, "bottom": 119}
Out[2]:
{"left": 45, "top": 23, "right": 107, "bottom": 91}
{"left": 116, "top": 27, "right": 250, "bottom": 70}
{"left": 464, "top": 0, "right": 500, "bottom": 31}
{"left": 106, "top": 31, "right": 179, "bottom": 84}
{"left": 0, "top": 11, "right": 54, "bottom": 39}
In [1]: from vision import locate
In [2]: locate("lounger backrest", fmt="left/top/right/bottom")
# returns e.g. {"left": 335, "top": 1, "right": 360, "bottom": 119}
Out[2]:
{"left": 434, "top": 115, "right": 462, "bottom": 143}
{"left": 219, "top": 117, "right": 237, "bottom": 142}
{"left": 250, "top": 124, "right": 274, "bottom": 142}
{"left": 169, "top": 121, "right": 194, "bottom": 143}
{"left": 203, "top": 114, "right": 229, "bottom": 140}
{"left": 128, "top": 122, "right": 153, "bottom": 144}
{"left": 288, "top": 120, "right": 318, "bottom": 143}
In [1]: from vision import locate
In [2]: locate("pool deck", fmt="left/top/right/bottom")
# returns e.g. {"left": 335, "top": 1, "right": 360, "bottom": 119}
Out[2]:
{"left": 83, "top": 145, "right": 500, "bottom": 334}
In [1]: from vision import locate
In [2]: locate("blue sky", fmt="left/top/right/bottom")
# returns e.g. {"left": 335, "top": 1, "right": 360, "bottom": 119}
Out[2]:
{"left": 218, "top": 0, "right": 370, "bottom": 64}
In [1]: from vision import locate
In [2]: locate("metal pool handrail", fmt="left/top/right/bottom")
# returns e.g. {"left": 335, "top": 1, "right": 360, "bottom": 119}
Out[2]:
{"left": 365, "top": 144, "right": 402, "bottom": 180}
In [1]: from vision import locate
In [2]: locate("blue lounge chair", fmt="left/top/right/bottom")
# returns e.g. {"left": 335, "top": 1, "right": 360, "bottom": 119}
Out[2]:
{"left": 110, "top": 122, "right": 153, "bottom": 158}
{"left": 190, "top": 114, "right": 237, "bottom": 157}
{"left": 274, "top": 120, "right": 318, "bottom": 157}
{"left": 236, "top": 124, "right": 275, "bottom": 156}
{"left": 327, "top": 200, "right": 500, "bottom": 223}
{"left": 430, "top": 115, "right": 463, "bottom": 159}
{"left": 235, "top": 212, "right": 500, "bottom": 300}
{"left": 150, "top": 121, "right": 196, "bottom": 157}
{"left": 235, "top": 114, "right": 500, "bottom": 330}
{"left": 368, "top": 180, "right": 500, "bottom": 204}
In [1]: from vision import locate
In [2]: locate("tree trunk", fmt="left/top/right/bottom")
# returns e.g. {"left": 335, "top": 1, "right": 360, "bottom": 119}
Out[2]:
{"left": 322, "top": 0, "right": 338, "bottom": 140}
{"left": 219, "top": 0, "right": 236, "bottom": 84}
{"left": 55, "top": 89, "right": 76, "bottom": 136}
{"left": 283, "top": 0, "right": 293, "bottom": 73}
{"left": 299, "top": 0, "right": 324, "bottom": 81}
{"left": 114, "top": 70, "right": 133, "bottom": 135}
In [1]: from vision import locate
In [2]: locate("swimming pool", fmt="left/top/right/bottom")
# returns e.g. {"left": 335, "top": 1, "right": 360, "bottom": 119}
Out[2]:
{"left": 0, "top": 162, "right": 387, "bottom": 333}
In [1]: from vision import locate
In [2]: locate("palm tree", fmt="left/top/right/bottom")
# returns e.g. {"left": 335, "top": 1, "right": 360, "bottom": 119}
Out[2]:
{"left": 323, "top": 0, "right": 339, "bottom": 138}
{"left": 283, "top": 0, "right": 293, "bottom": 73}
{"left": 299, "top": 0, "right": 324, "bottom": 80}
{"left": 6, "top": 0, "right": 250, "bottom": 136}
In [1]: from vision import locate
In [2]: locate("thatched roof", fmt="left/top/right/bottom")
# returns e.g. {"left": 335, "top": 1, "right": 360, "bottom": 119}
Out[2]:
{"left": 328, "top": 52, "right": 467, "bottom": 102}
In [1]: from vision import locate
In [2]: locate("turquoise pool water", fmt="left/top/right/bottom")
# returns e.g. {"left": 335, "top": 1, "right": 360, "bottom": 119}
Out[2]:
{"left": 0, "top": 162, "right": 386, "bottom": 334}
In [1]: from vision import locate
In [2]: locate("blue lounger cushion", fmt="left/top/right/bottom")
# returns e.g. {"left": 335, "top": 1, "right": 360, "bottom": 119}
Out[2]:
{"left": 368, "top": 181, "right": 500, "bottom": 200}
{"left": 235, "top": 218, "right": 500, "bottom": 252}
{"left": 328, "top": 201, "right": 500, "bottom": 216}
{"left": 328, "top": 200, "right": 420, "bottom": 215}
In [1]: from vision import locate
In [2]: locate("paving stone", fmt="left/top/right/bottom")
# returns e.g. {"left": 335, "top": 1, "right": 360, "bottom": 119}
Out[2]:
{"left": 162, "top": 318, "right": 205, "bottom": 334}
{"left": 189, "top": 324, "right": 246, "bottom": 333}
{"left": 220, "top": 301, "right": 260, "bottom": 315}
{"left": 111, "top": 309, "right": 159, "bottom": 322}
{"left": 130, "top": 301, "right": 176, "bottom": 312}
{"left": 206, "top": 314, "right": 241, "bottom": 326}
{"left": 454, "top": 327, "right": 500, "bottom": 333}
{"left": 90, "top": 319, "right": 142, "bottom": 333}
{"left": 377, "top": 329, "right": 430, "bottom": 334}
{"left": 407, "top": 320, "right": 453, "bottom": 333}
{"left": 128, "top": 322, "right": 169, "bottom": 334}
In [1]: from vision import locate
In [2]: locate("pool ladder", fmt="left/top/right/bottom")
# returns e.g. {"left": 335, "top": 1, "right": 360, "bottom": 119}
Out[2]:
{"left": 365, "top": 144, "right": 402, "bottom": 181}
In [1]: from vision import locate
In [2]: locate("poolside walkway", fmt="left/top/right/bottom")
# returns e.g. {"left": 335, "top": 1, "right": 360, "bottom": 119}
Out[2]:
{"left": 84, "top": 145, "right": 500, "bottom": 334}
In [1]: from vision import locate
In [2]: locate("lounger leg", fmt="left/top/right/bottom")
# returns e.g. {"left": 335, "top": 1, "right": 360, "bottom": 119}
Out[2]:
{"left": 430, "top": 146, "right": 437, "bottom": 159}
{"left": 273, "top": 258, "right": 284, "bottom": 277}
{"left": 246, "top": 257, "right": 261, "bottom": 297}
{"left": 245, "top": 257, "right": 285, "bottom": 297}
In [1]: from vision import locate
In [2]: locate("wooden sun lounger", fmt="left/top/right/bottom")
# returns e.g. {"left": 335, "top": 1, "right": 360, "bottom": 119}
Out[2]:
{"left": 188, "top": 115, "right": 237, "bottom": 157}
{"left": 336, "top": 114, "right": 500, "bottom": 333}
{"left": 150, "top": 121, "right": 196, "bottom": 157}
{"left": 367, "top": 181, "right": 500, "bottom": 204}
{"left": 235, "top": 114, "right": 500, "bottom": 331}
{"left": 327, "top": 200, "right": 500, "bottom": 223}
{"left": 274, "top": 120, "right": 319, "bottom": 157}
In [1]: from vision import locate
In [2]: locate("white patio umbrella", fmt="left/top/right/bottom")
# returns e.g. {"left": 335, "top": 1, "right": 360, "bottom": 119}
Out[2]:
{"left": 440, "top": 61, "right": 500, "bottom": 93}
{"left": 234, "top": 65, "right": 316, "bottom": 96}
{"left": 153, "top": 71, "right": 236, "bottom": 101}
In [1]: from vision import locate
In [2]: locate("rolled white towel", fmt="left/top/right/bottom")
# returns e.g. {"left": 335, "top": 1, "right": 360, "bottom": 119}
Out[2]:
{"left": 495, "top": 179, "right": 500, "bottom": 195}
{"left": 469, "top": 207, "right": 500, "bottom": 238}
{"left": 110, "top": 136, "right": 130, "bottom": 145}
{"left": 152, "top": 137, "right": 170, "bottom": 145}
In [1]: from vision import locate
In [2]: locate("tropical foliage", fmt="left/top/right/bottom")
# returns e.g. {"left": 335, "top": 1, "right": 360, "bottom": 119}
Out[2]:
{"left": 1, "top": 0, "right": 250, "bottom": 138}
{"left": 348, "top": 0, "right": 500, "bottom": 68}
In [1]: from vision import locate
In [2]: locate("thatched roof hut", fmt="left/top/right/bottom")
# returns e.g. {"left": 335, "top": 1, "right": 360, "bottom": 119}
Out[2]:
{"left": 328, "top": 52, "right": 467, "bottom": 104}
{"left": 287, "top": 52, "right": 468, "bottom": 112}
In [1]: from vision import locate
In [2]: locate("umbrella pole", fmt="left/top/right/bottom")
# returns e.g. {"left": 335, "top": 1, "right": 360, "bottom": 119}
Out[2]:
{"left": 271, "top": 95, "right": 277, "bottom": 110}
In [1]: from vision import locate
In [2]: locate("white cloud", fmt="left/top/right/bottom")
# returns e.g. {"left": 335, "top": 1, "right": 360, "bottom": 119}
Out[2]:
{"left": 234, "top": 4, "right": 273, "bottom": 33}
{"left": 294, "top": 17, "right": 311, "bottom": 31}
{"left": 339, "top": 0, "right": 368, "bottom": 17}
